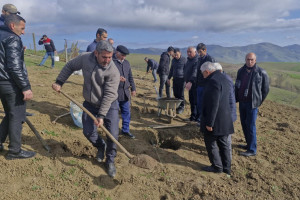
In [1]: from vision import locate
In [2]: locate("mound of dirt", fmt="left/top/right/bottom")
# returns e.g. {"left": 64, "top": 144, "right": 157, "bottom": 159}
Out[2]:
{"left": 0, "top": 65, "right": 299, "bottom": 199}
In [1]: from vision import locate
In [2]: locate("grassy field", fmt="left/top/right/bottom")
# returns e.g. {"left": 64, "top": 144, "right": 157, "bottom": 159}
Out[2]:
{"left": 24, "top": 51, "right": 300, "bottom": 108}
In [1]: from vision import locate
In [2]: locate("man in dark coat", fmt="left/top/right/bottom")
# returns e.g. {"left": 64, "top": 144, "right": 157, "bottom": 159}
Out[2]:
{"left": 144, "top": 57, "right": 158, "bottom": 83}
{"left": 0, "top": 15, "right": 36, "bottom": 159}
{"left": 235, "top": 52, "right": 269, "bottom": 157}
{"left": 194, "top": 43, "right": 215, "bottom": 123}
{"left": 200, "top": 61, "right": 234, "bottom": 175}
{"left": 168, "top": 48, "right": 186, "bottom": 114}
{"left": 156, "top": 46, "right": 174, "bottom": 99}
{"left": 184, "top": 46, "right": 199, "bottom": 121}
{"left": 0, "top": 4, "right": 20, "bottom": 25}
{"left": 113, "top": 45, "right": 136, "bottom": 139}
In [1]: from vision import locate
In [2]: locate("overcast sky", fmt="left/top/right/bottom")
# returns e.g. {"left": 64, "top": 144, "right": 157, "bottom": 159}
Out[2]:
{"left": 4, "top": 0, "right": 300, "bottom": 51}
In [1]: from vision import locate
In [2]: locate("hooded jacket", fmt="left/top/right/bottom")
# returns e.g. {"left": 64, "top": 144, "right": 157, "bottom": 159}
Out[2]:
{"left": 0, "top": 25, "right": 31, "bottom": 91}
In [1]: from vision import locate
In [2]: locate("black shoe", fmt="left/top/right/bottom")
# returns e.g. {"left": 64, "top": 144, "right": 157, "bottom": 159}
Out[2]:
{"left": 26, "top": 112, "right": 34, "bottom": 116}
{"left": 96, "top": 143, "right": 106, "bottom": 162}
{"left": 0, "top": 143, "right": 3, "bottom": 152}
{"left": 237, "top": 144, "right": 247, "bottom": 150}
{"left": 202, "top": 165, "right": 222, "bottom": 173}
{"left": 239, "top": 151, "right": 256, "bottom": 157}
{"left": 121, "top": 131, "right": 135, "bottom": 139}
{"left": 106, "top": 162, "right": 116, "bottom": 178}
{"left": 5, "top": 149, "right": 36, "bottom": 160}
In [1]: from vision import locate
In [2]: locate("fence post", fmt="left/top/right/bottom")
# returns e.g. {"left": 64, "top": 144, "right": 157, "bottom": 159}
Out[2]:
{"left": 64, "top": 39, "right": 68, "bottom": 63}
{"left": 32, "top": 33, "right": 37, "bottom": 54}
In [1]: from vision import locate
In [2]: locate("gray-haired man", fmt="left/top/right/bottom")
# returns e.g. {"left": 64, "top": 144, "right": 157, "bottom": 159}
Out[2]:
{"left": 52, "top": 40, "right": 120, "bottom": 178}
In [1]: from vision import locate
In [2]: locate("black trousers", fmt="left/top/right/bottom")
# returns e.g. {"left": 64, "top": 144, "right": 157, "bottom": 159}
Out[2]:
{"left": 188, "top": 83, "right": 198, "bottom": 120}
{"left": 0, "top": 84, "right": 26, "bottom": 153}
{"left": 173, "top": 77, "right": 185, "bottom": 108}
{"left": 203, "top": 133, "right": 231, "bottom": 173}
{"left": 82, "top": 100, "right": 119, "bottom": 164}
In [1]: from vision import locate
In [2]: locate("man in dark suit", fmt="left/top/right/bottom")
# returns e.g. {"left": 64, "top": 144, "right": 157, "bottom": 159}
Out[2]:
{"left": 200, "top": 61, "right": 234, "bottom": 175}
{"left": 113, "top": 45, "right": 136, "bottom": 139}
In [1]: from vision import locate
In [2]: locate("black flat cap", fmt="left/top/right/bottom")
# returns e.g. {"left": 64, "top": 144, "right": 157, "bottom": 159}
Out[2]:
{"left": 116, "top": 45, "right": 129, "bottom": 55}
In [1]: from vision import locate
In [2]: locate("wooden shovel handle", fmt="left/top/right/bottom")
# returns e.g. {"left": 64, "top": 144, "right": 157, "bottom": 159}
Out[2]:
{"left": 59, "top": 90, "right": 134, "bottom": 159}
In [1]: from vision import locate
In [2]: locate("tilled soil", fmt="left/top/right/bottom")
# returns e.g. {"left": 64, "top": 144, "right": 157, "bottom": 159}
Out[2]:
{"left": 0, "top": 64, "right": 299, "bottom": 200}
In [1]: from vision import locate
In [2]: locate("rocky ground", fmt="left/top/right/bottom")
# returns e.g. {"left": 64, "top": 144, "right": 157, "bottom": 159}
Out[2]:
{"left": 0, "top": 63, "right": 299, "bottom": 200}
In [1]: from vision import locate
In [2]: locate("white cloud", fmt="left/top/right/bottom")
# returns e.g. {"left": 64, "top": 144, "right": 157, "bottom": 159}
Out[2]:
{"left": 5, "top": 0, "right": 300, "bottom": 35}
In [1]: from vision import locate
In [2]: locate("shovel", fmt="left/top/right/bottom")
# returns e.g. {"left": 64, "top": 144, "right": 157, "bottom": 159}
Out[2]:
{"left": 59, "top": 90, "right": 158, "bottom": 169}
{"left": 59, "top": 90, "right": 134, "bottom": 159}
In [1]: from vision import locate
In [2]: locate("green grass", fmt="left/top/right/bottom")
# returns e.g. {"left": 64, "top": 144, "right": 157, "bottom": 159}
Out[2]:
{"left": 267, "top": 86, "right": 300, "bottom": 107}
{"left": 126, "top": 53, "right": 160, "bottom": 72}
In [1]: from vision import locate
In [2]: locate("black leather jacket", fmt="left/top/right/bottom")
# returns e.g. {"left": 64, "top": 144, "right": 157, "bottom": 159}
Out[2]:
{"left": 0, "top": 25, "right": 31, "bottom": 91}
{"left": 235, "top": 64, "right": 269, "bottom": 108}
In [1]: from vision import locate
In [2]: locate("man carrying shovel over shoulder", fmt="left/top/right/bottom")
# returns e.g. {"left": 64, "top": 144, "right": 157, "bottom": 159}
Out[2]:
{"left": 52, "top": 40, "right": 120, "bottom": 178}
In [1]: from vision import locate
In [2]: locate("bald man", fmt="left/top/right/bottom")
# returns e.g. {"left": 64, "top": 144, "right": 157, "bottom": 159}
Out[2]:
{"left": 235, "top": 53, "right": 269, "bottom": 157}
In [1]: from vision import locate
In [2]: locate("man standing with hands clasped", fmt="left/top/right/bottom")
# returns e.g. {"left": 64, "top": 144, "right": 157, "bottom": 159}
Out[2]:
{"left": 52, "top": 40, "right": 120, "bottom": 178}
{"left": 113, "top": 45, "right": 136, "bottom": 139}
{"left": 0, "top": 15, "right": 36, "bottom": 159}
{"left": 235, "top": 53, "right": 269, "bottom": 157}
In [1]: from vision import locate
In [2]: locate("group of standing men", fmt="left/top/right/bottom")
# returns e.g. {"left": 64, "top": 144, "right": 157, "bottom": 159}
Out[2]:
{"left": 149, "top": 43, "right": 269, "bottom": 175}
{"left": 0, "top": 3, "right": 270, "bottom": 178}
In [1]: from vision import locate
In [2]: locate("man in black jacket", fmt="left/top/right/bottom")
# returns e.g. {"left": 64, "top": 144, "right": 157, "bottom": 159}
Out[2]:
{"left": 38, "top": 34, "right": 57, "bottom": 68}
{"left": 195, "top": 43, "right": 215, "bottom": 123}
{"left": 157, "top": 46, "right": 174, "bottom": 99}
{"left": 168, "top": 48, "right": 186, "bottom": 114}
{"left": 184, "top": 46, "right": 199, "bottom": 121}
{"left": 113, "top": 45, "right": 136, "bottom": 139}
{"left": 0, "top": 15, "right": 36, "bottom": 159}
{"left": 200, "top": 61, "right": 234, "bottom": 175}
{"left": 235, "top": 53, "right": 269, "bottom": 157}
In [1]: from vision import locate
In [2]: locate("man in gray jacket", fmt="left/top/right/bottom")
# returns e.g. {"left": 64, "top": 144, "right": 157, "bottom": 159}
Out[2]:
{"left": 52, "top": 40, "right": 120, "bottom": 178}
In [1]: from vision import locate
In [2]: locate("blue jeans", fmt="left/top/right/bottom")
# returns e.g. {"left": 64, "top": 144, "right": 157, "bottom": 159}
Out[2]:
{"left": 159, "top": 75, "right": 170, "bottom": 98}
{"left": 196, "top": 86, "right": 204, "bottom": 121}
{"left": 82, "top": 101, "right": 119, "bottom": 164}
{"left": 152, "top": 69, "right": 157, "bottom": 82}
{"left": 39, "top": 52, "right": 55, "bottom": 67}
{"left": 119, "top": 100, "right": 131, "bottom": 133}
{"left": 239, "top": 102, "right": 258, "bottom": 153}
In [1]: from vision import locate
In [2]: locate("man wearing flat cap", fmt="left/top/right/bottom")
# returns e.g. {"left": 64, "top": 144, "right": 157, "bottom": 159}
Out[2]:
{"left": 113, "top": 45, "right": 136, "bottom": 139}
{"left": 0, "top": 4, "right": 20, "bottom": 25}
{"left": 52, "top": 40, "right": 120, "bottom": 178}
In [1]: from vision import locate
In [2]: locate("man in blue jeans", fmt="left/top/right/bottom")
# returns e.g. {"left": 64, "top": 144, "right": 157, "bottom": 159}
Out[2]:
{"left": 235, "top": 53, "right": 269, "bottom": 157}
{"left": 144, "top": 57, "right": 158, "bottom": 83}
{"left": 113, "top": 45, "right": 136, "bottom": 139}
{"left": 38, "top": 34, "right": 56, "bottom": 68}
{"left": 157, "top": 46, "right": 174, "bottom": 99}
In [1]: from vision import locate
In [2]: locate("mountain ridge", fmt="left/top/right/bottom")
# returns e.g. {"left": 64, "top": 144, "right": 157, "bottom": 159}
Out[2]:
{"left": 128, "top": 42, "right": 300, "bottom": 63}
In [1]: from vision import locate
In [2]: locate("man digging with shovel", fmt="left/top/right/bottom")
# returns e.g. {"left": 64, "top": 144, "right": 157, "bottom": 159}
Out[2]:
{"left": 52, "top": 40, "right": 120, "bottom": 177}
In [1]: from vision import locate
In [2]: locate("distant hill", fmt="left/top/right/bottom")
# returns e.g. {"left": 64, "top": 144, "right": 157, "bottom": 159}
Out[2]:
{"left": 128, "top": 43, "right": 300, "bottom": 64}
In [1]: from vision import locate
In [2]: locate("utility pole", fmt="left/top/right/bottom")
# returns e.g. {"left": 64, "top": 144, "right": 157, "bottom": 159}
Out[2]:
{"left": 32, "top": 33, "right": 37, "bottom": 54}
{"left": 64, "top": 39, "right": 68, "bottom": 62}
